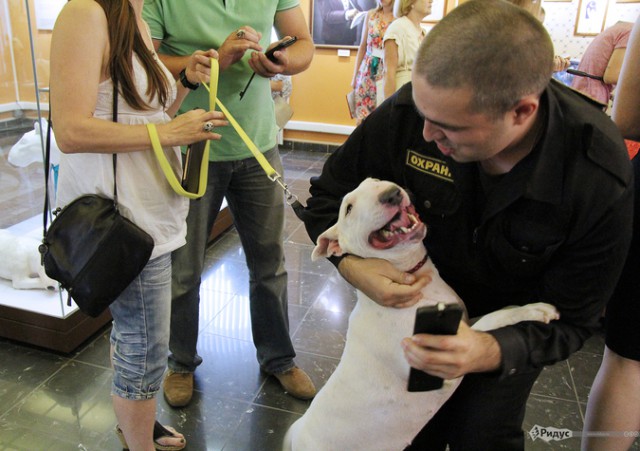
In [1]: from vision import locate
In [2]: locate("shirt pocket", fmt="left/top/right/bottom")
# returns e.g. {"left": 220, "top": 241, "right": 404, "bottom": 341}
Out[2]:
{"left": 485, "top": 214, "right": 566, "bottom": 278}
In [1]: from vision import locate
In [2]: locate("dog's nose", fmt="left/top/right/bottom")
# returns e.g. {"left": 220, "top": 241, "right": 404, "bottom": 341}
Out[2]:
{"left": 379, "top": 187, "right": 403, "bottom": 206}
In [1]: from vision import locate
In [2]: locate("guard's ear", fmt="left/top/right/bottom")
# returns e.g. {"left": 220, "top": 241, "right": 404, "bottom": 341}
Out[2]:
{"left": 311, "top": 225, "right": 343, "bottom": 261}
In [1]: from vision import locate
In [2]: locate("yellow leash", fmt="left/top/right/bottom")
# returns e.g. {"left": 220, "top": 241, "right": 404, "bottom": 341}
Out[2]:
{"left": 147, "top": 58, "right": 299, "bottom": 208}
{"left": 146, "top": 59, "right": 219, "bottom": 199}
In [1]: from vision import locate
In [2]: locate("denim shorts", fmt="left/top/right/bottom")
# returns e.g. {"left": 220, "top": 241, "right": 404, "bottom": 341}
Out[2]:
{"left": 110, "top": 253, "right": 171, "bottom": 400}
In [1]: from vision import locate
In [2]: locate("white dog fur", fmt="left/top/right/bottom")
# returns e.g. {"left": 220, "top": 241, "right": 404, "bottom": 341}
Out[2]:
{"left": 0, "top": 229, "right": 57, "bottom": 290}
{"left": 283, "top": 178, "right": 559, "bottom": 450}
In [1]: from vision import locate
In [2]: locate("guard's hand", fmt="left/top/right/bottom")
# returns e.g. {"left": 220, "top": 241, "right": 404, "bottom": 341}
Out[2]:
{"left": 338, "top": 255, "right": 431, "bottom": 308}
{"left": 401, "top": 321, "right": 502, "bottom": 379}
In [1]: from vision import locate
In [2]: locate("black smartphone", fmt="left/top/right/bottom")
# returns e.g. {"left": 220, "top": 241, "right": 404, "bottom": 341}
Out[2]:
{"left": 265, "top": 36, "right": 298, "bottom": 62}
{"left": 407, "top": 303, "right": 463, "bottom": 392}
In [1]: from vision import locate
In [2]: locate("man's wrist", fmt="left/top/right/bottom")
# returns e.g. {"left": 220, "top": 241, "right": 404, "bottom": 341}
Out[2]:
{"left": 179, "top": 68, "right": 200, "bottom": 90}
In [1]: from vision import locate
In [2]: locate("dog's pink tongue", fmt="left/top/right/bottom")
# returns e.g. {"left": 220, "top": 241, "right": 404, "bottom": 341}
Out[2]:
{"left": 369, "top": 232, "right": 400, "bottom": 249}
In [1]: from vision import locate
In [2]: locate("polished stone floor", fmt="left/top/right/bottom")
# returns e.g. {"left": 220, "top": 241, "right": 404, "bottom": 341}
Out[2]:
{"left": 0, "top": 129, "right": 638, "bottom": 450}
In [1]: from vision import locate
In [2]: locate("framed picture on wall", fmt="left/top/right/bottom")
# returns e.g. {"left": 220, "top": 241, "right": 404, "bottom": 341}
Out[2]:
{"left": 311, "top": 0, "right": 375, "bottom": 48}
{"left": 575, "top": 0, "right": 609, "bottom": 35}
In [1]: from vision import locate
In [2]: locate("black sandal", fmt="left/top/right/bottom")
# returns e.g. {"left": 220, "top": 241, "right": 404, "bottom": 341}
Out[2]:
{"left": 115, "top": 421, "right": 186, "bottom": 450}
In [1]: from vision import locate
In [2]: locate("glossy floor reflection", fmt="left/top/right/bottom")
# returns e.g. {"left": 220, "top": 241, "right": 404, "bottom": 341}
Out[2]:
{"left": 0, "top": 133, "right": 638, "bottom": 450}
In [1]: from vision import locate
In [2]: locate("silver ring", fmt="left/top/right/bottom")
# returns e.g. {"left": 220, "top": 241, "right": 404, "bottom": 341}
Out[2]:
{"left": 203, "top": 122, "right": 214, "bottom": 132}
{"left": 236, "top": 29, "right": 245, "bottom": 39}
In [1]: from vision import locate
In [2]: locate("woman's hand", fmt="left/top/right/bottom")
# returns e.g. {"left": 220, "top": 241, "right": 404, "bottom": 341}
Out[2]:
{"left": 158, "top": 109, "right": 228, "bottom": 147}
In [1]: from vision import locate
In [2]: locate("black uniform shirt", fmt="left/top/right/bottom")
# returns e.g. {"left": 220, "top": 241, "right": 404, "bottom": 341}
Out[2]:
{"left": 303, "top": 80, "right": 633, "bottom": 378}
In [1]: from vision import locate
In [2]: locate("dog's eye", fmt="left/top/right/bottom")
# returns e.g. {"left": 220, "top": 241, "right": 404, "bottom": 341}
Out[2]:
{"left": 345, "top": 204, "right": 353, "bottom": 216}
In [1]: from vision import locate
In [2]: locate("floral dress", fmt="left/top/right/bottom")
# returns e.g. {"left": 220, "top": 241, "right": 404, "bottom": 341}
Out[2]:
{"left": 354, "top": 9, "right": 392, "bottom": 121}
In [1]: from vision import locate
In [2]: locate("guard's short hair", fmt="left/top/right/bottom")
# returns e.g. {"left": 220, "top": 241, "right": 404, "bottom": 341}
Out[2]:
{"left": 414, "top": 0, "right": 554, "bottom": 117}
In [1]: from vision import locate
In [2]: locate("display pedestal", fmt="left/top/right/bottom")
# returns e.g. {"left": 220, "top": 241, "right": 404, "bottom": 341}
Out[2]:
{"left": 0, "top": 206, "right": 233, "bottom": 354}
{"left": 0, "top": 305, "right": 111, "bottom": 353}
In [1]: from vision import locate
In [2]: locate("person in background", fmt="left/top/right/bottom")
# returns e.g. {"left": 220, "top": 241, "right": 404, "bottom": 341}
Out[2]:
{"left": 611, "top": 15, "right": 640, "bottom": 143}
{"left": 382, "top": 0, "right": 429, "bottom": 100}
{"left": 582, "top": 14, "right": 640, "bottom": 451}
{"left": 351, "top": 0, "right": 395, "bottom": 124}
{"left": 270, "top": 74, "right": 293, "bottom": 102}
{"left": 301, "top": 1, "right": 633, "bottom": 448}
{"left": 270, "top": 73, "right": 294, "bottom": 130}
{"left": 506, "top": 0, "right": 571, "bottom": 72}
{"left": 571, "top": 20, "right": 633, "bottom": 107}
{"left": 142, "top": 1, "right": 317, "bottom": 408}
{"left": 50, "top": 0, "right": 226, "bottom": 449}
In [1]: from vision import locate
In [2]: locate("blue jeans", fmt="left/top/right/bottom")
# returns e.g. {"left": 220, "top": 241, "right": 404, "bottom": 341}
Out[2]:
{"left": 110, "top": 253, "right": 172, "bottom": 400}
{"left": 169, "top": 147, "right": 295, "bottom": 375}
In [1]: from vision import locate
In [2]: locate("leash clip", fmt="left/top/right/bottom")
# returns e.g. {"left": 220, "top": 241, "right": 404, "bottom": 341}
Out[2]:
{"left": 270, "top": 173, "right": 299, "bottom": 206}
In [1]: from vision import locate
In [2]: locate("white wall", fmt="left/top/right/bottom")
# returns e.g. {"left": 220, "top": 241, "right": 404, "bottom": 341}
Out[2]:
{"left": 543, "top": 0, "right": 640, "bottom": 60}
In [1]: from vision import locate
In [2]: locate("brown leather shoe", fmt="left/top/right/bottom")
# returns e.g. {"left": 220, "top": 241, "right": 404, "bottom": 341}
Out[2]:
{"left": 273, "top": 366, "right": 317, "bottom": 400}
{"left": 163, "top": 370, "right": 194, "bottom": 407}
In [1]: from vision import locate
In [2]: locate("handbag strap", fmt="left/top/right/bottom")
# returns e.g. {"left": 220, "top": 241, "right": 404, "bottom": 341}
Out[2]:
{"left": 111, "top": 80, "right": 119, "bottom": 208}
{"left": 42, "top": 109, "right": 53, "bottom": 235}
{"left": 42, "top": 81, "right": 120, "bottom": 236}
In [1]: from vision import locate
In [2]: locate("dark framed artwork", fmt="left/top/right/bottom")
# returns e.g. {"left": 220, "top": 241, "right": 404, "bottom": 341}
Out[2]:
{"left": 311, "top": 0, "right": 378, "bottom": 48}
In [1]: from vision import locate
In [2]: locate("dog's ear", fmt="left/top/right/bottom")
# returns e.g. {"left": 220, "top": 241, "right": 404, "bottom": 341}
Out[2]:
{"left": 311, "top": 225, "right": 344, "bottom": 261}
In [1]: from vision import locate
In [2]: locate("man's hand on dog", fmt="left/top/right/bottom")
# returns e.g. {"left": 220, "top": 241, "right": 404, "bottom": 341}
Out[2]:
{"left": 401, "top": 321, "right": 502, "bottom": 379}
{"left": 338, "top": 255, "right": 431, "bottom": 308}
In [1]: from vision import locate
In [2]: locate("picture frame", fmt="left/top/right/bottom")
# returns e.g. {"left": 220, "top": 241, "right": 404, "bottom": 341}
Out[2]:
{"left": 311, "top": 0, "right": 375, "bottom": 49}
{"left": 574, "top": 0, "right": 609, "bottom": 36}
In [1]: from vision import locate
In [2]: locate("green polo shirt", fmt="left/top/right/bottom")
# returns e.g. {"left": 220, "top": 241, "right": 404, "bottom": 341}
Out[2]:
{"left": 143, "top": 0, "right": 299, "bottom": 161}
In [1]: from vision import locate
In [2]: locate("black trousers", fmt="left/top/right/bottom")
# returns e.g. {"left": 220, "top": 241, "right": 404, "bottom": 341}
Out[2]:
{"left": 405, "top": 368, "right": 542, "bottom": 451}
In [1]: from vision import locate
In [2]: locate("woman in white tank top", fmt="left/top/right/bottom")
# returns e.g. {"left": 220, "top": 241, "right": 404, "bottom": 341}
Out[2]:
{"left": 50, "top": 0, "right": 227, "bottom": 449}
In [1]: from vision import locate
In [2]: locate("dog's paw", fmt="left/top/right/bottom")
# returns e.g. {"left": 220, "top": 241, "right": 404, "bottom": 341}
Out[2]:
{"left": 520, "top": 302, "right": 560, "bottom": 324}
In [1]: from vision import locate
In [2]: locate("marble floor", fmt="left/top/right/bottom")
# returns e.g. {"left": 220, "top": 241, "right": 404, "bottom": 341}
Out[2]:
{"left": 0, "top": 127, "right": 638, "bottom": 450}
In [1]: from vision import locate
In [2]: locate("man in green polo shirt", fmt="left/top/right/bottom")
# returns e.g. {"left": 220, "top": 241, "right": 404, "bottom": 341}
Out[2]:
{"left": 143, "top": 0, "right": 315, "bottom": 406}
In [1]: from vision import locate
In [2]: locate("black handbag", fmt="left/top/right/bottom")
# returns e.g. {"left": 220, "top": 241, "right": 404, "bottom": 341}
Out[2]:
{"left": 38, "top": 85, "right": 154, "bottom": 317}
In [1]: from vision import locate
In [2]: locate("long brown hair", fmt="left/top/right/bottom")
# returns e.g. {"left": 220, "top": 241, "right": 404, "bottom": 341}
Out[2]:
{"left": 95, "top": 0, "right": 170, "bottom": 109}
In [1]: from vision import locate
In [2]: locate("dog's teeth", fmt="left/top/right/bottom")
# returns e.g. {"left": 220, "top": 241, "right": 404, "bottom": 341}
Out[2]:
{"left": 399, "top": 227, "right": 408, "bottom": 234}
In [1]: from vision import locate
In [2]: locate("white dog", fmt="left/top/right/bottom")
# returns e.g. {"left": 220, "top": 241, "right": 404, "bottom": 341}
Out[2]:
{"left": 0, "top": 229, "right": 57, "bottom": 290}
{"left": 283, "top": 178, "right": 559, "bottom": 450}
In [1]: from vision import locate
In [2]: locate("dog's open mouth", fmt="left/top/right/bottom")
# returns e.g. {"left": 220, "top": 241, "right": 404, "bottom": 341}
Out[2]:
{"left": 368, "top": 204, "right": 425, "bottom": 250}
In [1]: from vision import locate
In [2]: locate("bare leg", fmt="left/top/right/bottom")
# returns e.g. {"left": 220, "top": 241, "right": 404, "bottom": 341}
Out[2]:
{"left": 110, "top": 346, "right": 185, "bottom": 450}
{"left": 582, "top": 346, "right": 640, "bottom": 451}
{"left": 113, "top": 397, "right": 156, "bottom": 451}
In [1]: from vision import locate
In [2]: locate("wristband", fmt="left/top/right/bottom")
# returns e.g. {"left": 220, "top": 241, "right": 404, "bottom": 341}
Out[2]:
{"left": 179, "top": 68, "right": 200, "bottom": 90}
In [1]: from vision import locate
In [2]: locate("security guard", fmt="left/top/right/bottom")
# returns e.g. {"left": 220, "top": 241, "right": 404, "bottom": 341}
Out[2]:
{"left": 302, "top": 1, "right": 633, "bottom": 449}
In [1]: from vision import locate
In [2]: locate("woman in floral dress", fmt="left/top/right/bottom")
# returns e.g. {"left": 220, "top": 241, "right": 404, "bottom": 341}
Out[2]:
{"left": 351, "top": 0, "right": 395, "bottom": 124}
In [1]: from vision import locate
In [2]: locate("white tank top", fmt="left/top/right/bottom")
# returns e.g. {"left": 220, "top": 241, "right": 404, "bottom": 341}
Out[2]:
{"left": 56, "top": 56, "right": 188, "bottom": 259}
